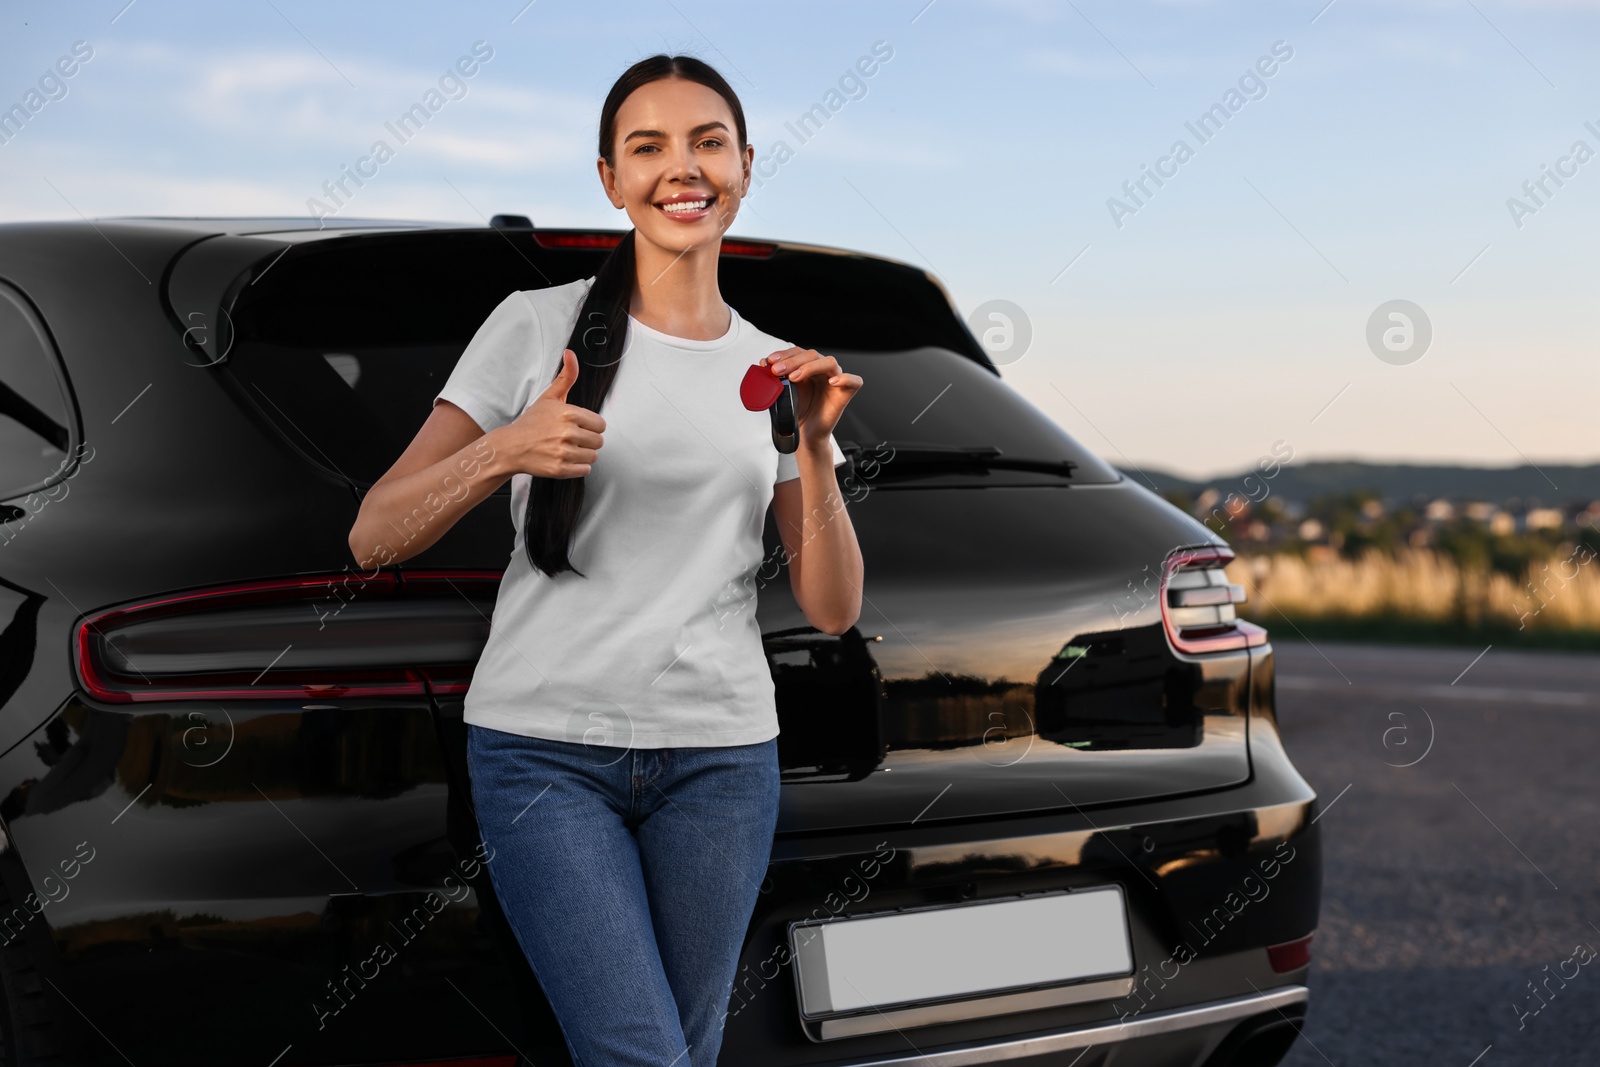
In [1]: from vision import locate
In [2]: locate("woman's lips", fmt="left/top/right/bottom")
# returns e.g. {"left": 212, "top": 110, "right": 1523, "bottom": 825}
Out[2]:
{"left": 655, "top": 194, "right": 716, "bottom": 222}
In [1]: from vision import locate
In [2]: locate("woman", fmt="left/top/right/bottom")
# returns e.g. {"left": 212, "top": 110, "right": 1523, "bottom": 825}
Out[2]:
{"left": 347, "top": 54, "right": 864, "bottom": 1067}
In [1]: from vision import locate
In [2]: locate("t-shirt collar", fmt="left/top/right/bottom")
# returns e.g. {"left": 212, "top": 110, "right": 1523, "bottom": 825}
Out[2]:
{"left": 625, "top": 305, "right": 743, "bottom": 352}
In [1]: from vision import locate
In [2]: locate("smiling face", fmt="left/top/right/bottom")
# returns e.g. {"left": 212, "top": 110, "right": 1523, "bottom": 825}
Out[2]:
{"left": 598, "top": 76, "right": 753, "bottom": 256}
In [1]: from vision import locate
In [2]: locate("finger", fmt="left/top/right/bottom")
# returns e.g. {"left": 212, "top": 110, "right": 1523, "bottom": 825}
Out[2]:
{"left": 766, "top": 347, "right": 812, "bottom": 374}
{"left": 543, "top": 349, "right": 580, "bottom": 400}
{"left": 566, "top": 408, "right": 607, "bottom": 433}
{"left": 780, "top": 355, "right": 832, "bottom": 379}
{"left": 786, "top": 354, "right": 838, "bottom": 380}
{"left": 565, "top": 445, "right": 601, "bottom": 466}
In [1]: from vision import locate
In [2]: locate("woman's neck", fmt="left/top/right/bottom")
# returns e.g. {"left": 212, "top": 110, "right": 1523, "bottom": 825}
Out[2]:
{"left": 627, "top": 239, "right": 730, "bottom": 340}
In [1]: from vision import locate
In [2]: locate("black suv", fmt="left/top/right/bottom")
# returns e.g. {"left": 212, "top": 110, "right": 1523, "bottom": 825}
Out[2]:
{"left": 0, "top": 216, "right": 1320, "bottom": 1067}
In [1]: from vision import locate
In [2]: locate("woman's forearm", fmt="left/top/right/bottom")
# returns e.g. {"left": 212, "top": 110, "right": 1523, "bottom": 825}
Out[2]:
{"left": 790, "top": 441, "right": 864, "bottom": 634}
{"left": 348, "top": 432, "right": 511, "bottom": 568}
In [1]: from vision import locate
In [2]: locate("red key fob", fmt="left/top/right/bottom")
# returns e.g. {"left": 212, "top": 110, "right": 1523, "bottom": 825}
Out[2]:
{"left": 740, "top": 362, "right": 784, "bottom": 411}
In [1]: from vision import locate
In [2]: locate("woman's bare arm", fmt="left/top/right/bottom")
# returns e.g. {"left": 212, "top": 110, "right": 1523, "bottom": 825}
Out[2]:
{"left": 764, "top": 346, "right": 864, "bottom": 635}
{"left": 346, "top": 401, "right": 512, "bottom": 569}
{"left": 771, "top": 446, "right": 862, "bottom": 635}
{"left": 347, "top": 349, "right": 601, "bottom": 568}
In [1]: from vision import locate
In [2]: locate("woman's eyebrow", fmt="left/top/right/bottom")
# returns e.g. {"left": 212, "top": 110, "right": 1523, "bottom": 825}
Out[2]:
{"left": 622, "top": 121, "right": 731, "bottom": 144}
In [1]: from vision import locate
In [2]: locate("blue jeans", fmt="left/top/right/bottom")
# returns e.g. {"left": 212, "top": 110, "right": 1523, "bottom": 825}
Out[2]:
{"left": 466, "top": 723, "right": 780, "bottom": 1067}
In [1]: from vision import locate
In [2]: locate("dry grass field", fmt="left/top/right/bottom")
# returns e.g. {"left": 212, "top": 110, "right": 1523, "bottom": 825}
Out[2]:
{"left": 1226, "top": 547, "right": 1600, "bottom": 642}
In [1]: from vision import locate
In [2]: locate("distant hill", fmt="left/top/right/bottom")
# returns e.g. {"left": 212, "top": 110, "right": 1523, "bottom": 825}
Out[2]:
{"left": 1121, "top": 462, "right": 1600, "bottom": 508}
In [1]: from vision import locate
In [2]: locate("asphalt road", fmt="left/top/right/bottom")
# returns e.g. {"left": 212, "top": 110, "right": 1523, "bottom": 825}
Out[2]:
{"left": 1271, "top": 639, "right": 1600, "bottom": 1067}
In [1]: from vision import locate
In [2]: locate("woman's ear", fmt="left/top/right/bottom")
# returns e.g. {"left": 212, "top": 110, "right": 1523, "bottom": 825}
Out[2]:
{"left": 741, "top": 142, "right": 754, "bottom": 197}
{"left": 597, "top": 156, "right": 625, "bottom": 209}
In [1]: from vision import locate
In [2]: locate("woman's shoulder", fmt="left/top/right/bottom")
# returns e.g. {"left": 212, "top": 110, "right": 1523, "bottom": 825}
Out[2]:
{"left": 500, "top": 277, "right": 595, "bottom": 327}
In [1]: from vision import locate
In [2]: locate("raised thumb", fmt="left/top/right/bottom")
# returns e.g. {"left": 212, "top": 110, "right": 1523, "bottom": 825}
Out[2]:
{"left": 544, "top": 348, "right": 580, "bottom": 401}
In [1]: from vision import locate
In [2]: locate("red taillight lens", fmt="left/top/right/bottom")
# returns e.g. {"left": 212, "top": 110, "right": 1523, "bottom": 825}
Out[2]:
{"left": 532, "top": 231, "right": 624, "bottom": 249}
{"left": 529, "top": 230, "right": 775, "bottom": 257}
{"left": 1158, "top": 545, "right": 1267, "bottom": 654}
{"left": 1266, "top": 933, "right": 1313, "bottom": 973}
{"left": 717, "top": 238, "right": 777, "bottom": 257}
{"left": 73, "top": 570, "right": 502, "bottom": 703}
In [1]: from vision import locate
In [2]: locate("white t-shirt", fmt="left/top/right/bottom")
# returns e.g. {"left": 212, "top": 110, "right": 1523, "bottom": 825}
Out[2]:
{"left": 433, "top": 278, "right": 847, "bottom": 748}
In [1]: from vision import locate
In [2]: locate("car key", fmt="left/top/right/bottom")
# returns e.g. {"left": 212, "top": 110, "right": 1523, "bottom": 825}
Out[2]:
{"left": 739, "top": 362, "right": 800, "bottom": 454}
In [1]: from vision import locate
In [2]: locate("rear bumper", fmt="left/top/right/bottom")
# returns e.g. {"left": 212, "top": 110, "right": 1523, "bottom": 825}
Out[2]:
{"left": 828, "top": 985, "right": 1308, "bottom": 1067}
{"left": 717, "top": 661, "right": 1322, "bottom": 1063}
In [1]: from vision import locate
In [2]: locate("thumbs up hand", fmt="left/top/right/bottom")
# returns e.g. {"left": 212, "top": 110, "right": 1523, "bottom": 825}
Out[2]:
{"left": 497, "top": 349, "right": 606, "bottom": 479}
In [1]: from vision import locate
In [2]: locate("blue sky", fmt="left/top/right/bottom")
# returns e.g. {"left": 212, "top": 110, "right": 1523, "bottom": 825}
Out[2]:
{"left": 3, "top": 0, "right": 1596, "bottom": 479}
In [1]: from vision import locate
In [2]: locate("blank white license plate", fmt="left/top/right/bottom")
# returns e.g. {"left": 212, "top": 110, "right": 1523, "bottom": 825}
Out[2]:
{"left": 790, "top": 884, "right": 1134, "bottom": 1017}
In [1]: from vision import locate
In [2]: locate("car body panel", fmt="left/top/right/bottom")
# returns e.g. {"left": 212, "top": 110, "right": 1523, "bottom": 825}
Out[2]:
{"left": 0, "top": 218, "right": 1320, "bottom": 1067}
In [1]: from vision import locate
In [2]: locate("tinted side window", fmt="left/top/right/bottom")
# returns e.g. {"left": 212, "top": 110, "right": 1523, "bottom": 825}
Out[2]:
{"left": 0, "top": 282, "right": 76, "bottom": 500}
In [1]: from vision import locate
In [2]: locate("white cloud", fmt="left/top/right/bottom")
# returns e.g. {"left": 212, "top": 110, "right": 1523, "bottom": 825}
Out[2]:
{"left": 81, "top": 38, "right": 593, "bottom": 159}
{"left": 0, "top": 38, "right": 600, "bottom": 220}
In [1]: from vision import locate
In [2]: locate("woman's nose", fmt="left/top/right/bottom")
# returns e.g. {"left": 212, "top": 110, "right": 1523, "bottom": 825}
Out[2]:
{"left": 662, "top": 140, "right": 699, "bottom": 179}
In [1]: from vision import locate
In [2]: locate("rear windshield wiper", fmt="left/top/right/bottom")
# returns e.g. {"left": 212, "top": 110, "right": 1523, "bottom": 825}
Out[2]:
{"left": 841, "top": 441, "right": 1077, "bottom": 481}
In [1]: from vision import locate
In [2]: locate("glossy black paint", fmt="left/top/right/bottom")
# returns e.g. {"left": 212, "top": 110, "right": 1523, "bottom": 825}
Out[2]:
{"left": 759, "top": 482, "right": 1254, "bottom": 835}
{"left": 0, "top": 219, "right": 1321, "bottom": 1067}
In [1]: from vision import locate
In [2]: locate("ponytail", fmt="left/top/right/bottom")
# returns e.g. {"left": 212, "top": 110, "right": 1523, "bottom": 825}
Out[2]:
{"left": 522, "top": 230, "right": 636, "bottom": 578}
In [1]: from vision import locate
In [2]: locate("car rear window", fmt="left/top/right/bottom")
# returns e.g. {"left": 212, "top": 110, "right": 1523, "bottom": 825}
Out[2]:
{"left": 219, "top": 231, "right": 1117, "bottom": 487}
{"left": 0, "top": 281, "right": 77, "bottom": 500}
{"left": 824, "top": 346, "right": 1118, "bottom": 483}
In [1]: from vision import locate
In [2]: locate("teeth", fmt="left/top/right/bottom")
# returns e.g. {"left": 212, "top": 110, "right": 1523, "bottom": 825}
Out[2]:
{"left": 661, "top": 199, "right": 709, "bottom": 214}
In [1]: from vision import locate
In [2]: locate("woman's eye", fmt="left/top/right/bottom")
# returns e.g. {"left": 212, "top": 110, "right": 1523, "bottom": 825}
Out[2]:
{"left": 699, "top": 139, "right": 724, "bottom": 149}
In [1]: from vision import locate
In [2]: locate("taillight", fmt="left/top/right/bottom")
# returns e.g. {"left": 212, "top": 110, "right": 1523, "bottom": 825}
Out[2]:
{"left": 73, "top": 570, "right": 502, "bottom": 703}
{"left": 1159, "top": 545, "right": 1267, "bottom": 654}
{"left": 717, "top": 238, "right": 778, "bottom": 257}
{"left": 1266, "top": 933, "right": 1313, "bottom": 973}
{"left": 531, "top": 231, "right": 624, "bottom": 249}
{"left": 530, "top": 230, "right": 776, "bottom": 257}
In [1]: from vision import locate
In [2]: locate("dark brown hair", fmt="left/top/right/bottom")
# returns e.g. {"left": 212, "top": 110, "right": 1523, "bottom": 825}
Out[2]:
{"left": 523, "top": 54, "right": 747, "bottom": 578}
